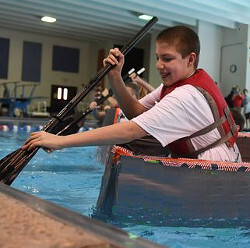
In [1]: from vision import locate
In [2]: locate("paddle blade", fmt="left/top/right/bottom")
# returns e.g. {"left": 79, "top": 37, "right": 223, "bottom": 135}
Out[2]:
{"left": 0, "top": 148, "right": 39, "bottom": 185}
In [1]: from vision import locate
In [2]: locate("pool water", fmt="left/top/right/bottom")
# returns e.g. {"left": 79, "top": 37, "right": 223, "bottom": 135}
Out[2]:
{"left": 1, "top": 130, "right": 250, "bottom": 248}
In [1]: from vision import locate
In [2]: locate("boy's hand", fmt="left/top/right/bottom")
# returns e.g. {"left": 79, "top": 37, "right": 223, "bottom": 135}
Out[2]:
{"left": 89, "top": 101, "right": 98, "bottom": 110}
{"left": 103, "top": 48, "right": 124, "bottom": 78}
{"left": 130, "top": 72, "right": 142, "bottom": 84}
{"left": 22, "top": 131, "right": 63, "bottom": 151}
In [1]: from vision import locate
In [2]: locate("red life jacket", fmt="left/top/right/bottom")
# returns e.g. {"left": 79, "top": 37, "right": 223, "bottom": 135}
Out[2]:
{"left": 160, "top": 69, "right": 238, "bottom": 158}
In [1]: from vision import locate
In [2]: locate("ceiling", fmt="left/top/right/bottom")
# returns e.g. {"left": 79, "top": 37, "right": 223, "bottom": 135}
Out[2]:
{"left": 0, "top": 0, "right": 250, "bottom": 44}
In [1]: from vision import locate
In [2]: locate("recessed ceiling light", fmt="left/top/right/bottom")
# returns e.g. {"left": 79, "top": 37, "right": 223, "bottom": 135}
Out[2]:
{"left": 41, "top": 16, "right": 56, "bottom": 23}
{"left": 138, "top": 14, "right": 153, "bottom": 21}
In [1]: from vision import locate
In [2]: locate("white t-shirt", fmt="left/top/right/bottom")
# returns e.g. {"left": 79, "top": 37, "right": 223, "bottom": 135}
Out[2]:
{"left": 132, "top": 84, "right": 242, "bottom": 162}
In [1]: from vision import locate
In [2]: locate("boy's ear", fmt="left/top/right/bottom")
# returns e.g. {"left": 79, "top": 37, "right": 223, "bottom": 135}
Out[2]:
{"left": 188, "top": 52, "right": 196, "bottom": 67}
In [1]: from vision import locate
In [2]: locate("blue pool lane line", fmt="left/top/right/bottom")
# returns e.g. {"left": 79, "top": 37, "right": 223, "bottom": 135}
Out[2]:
{"left": 0, "top": 124, "right": 42, "bottom": 132}
{"left": 0, "top": 124, "right": 91, "bottom": 133}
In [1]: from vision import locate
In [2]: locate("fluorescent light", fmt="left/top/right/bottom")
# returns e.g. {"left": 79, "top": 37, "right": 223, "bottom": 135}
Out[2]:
{"left": 63, "top": 88, "right": 68, "bottom": 100}
{"left": 138, "top": 14, "right": 153, "bottom": 21}
{"left": 57, "top": 87, "right": 62, "bottom": 100}
{"left": 41, "top": 16, "right": 56, "bottom": 23}
{"left": 128, "top": 68, "right": 135, "bottom": 75}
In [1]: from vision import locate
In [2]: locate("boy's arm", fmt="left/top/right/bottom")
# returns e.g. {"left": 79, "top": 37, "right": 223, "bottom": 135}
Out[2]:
{"left": 104, "top": 48, "right": 148, "bottom": 119}
{"left": 22, "top": 121, "right": 147, "bottom": 151}
{"left": 108, "top": 74, "right": 147, "bottom": 119}
{"left": 130, "top": 73, "right": 155, "bottom": 93}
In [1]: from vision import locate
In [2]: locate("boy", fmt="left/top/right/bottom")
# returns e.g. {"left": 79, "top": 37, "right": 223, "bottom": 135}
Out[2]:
{"left": 23, "top": 26, "right": 241, "bottom": 162}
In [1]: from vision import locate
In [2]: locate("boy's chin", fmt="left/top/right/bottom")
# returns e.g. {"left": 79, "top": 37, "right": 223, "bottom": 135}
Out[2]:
{"left": 163, "top": 81, "right": 175, "bottom": 87}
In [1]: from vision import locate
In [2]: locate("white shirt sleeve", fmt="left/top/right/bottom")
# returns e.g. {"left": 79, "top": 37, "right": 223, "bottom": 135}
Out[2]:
{"left": 138, "top": 84, "right": 163, "bottom": 109}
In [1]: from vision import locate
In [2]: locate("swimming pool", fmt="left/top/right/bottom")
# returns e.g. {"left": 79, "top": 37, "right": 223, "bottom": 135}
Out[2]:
{"left": 1, "top": 130, "right": 250, "bottom": 248}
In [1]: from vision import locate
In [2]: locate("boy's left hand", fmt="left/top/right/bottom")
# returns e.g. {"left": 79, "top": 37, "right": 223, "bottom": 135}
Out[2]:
{"left": 22, "top": 131, "right": 63, "bottom": 151}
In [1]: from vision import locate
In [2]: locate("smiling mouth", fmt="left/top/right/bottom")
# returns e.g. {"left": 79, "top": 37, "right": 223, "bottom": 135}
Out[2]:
{"left": 160, "top": 72, "right": 170, "bottom": 79}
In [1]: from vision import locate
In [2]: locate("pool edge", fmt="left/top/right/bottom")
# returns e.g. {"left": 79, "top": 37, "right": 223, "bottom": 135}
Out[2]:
{"left": 0, "top": 182, "right": 167, "bottom": 248}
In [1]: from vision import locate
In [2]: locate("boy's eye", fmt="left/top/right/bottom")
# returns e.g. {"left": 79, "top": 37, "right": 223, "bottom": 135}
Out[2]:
{"left": 156, "top": 55, "right": 173, "bottom": 62}
{"left": 162, "top": 57, "right": 172, "bottom": 62}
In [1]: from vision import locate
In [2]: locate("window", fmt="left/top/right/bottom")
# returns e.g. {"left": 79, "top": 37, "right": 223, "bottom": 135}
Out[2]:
{"left": 52, "top": 45, "right": 80, "bottom": 73}
{"left": 22, "top": 41, "right": 42, "bottom": 82}
{"left": 0, "top": 37, "right": 10, "bottom": 79}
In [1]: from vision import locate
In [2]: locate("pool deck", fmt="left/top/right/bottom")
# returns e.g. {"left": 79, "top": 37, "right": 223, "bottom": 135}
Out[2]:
{"left": 0, "top": 183, "right": 166, "bottom": 248}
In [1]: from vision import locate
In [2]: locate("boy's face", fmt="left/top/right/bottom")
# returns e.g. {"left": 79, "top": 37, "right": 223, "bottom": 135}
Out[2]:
{"left": 155, "top": 41, "right": 196, "bottom": 87}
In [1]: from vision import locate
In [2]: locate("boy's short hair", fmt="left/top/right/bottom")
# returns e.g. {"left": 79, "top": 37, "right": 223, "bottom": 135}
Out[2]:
{"left": 156, "top": 26, "right": 200, "bottom": 68}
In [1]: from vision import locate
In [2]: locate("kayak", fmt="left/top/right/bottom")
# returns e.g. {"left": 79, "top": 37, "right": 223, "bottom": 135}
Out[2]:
{"left": 95, "top": 110, "right": 250, "bottom": 227}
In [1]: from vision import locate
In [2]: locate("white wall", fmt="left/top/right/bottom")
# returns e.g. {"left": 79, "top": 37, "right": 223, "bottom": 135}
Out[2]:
{"left": 148, "top": 32, "right": 162, "bottom": 88}
{"left": 220, "top": 24, "right": 249, "bottom": 96}
{"left": 198, "top": 21, "right": 222, "bottom": 85}
{"left": 198, "top": 22, "right": 249, "bottom": 96}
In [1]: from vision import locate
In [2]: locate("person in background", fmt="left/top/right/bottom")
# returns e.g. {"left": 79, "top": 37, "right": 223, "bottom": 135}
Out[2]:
{"left": 89, "top": 88, "right": 119, "bottom": 125}
{"left": 232, "top": 86, "right": 244, "bottom": 112}
{"left": 224, "top": 85, "right": 245, "bottom": 129}
{"left": 23, "top": 26, "right": 241, "bottom": 163}
{"left": 89, "top": 83, "right": 139, "bottom": 124}
{"left": 230, "top": 109, "right": 245, "bottom": 131}
{"left": 243, "top": 89, "right": 250, "bottom": 129}
{"left": 129, "top": 72, "right": 155, "bottom": 98}
{"left": 225, "top": 86, "right": 237, "bottom": 109}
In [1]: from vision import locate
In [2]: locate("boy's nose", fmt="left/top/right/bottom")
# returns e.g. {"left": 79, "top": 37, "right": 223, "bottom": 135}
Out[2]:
{"left": 156, "top": 60, "right": 164, "bottom": 70}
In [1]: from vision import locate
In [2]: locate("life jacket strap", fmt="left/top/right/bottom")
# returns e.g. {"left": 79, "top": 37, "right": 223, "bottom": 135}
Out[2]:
{"left": 189, "top": 115, "right": 226, "bottom": 139}
{"left": 175, "top": 131, "right": 233, "bottom": 159}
